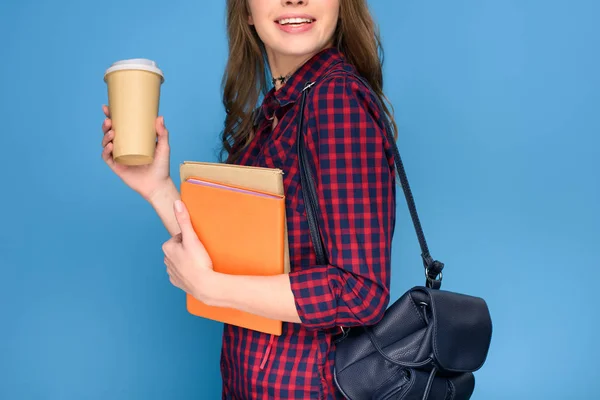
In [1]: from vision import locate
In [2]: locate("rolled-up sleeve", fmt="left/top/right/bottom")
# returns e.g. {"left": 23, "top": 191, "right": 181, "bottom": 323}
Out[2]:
{"left": 289, "top": 75, "right": 396, "bottom": 331}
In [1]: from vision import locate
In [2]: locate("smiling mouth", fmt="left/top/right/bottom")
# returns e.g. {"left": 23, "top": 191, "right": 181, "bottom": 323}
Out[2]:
{"left": 276, "top": 17, "right": 315, "bottom": 27}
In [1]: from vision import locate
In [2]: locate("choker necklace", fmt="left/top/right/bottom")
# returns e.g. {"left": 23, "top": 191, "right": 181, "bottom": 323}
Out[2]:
{"left": 272, "top": 73, "right": 292, "bottom": 86}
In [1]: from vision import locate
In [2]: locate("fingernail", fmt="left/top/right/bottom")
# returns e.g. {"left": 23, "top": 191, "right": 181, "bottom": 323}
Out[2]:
{"left": 175, "top": 200, "right": 182, "bottom": 213}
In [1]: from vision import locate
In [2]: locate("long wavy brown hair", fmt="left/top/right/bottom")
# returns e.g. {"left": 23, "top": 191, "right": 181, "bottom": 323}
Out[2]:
{"left": 221, "top": 0, "right": 398, "bottom": 164}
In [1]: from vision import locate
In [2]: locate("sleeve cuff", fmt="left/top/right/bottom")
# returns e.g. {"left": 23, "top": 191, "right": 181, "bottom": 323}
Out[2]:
{"left": 289, "top": 265, "right": 342, "bottom": 330}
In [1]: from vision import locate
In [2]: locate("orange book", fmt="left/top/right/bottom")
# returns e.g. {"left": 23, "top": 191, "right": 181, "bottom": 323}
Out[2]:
{"left": 180, "top": 176, "right": 286, "bottom": 336}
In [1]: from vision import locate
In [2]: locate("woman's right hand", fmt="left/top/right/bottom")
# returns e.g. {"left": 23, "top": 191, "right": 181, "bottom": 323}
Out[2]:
{"left": 101, "top": 104, "right": 172, "bottom": 202}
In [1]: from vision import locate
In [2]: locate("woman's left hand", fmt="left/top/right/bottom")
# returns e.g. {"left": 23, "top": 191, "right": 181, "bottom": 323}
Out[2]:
{"left": 162, "top": 200, "right": 214, "bottom": 301}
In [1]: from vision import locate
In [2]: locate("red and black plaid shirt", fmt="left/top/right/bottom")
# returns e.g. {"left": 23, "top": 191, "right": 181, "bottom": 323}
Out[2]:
{"left": 222, "top": 47, "right": 397, "bottom": 399}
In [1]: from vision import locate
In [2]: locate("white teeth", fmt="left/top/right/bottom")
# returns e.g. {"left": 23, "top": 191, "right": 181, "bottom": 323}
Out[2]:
{"left": 278, "top": 18, "right": 312, "bottom": 25}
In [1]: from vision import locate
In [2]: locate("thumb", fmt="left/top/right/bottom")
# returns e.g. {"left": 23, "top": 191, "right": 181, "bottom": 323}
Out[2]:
{"left": 174, "top": 200, "right": 197, "bottom": 245}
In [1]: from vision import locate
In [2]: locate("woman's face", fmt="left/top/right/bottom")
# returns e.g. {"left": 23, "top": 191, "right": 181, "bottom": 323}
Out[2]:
{"left": 247, "top": 0, "right": 340, "bottom": 60}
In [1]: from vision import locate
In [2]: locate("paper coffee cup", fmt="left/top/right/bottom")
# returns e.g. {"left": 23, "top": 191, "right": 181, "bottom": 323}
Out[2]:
{"left": 104, "top": 59, "right": 165, "bottom": 166}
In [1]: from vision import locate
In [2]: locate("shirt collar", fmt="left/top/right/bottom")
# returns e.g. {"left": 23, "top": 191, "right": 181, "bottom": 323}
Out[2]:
{"left": 260, "top": 47, "right": 346, "bottom": 121}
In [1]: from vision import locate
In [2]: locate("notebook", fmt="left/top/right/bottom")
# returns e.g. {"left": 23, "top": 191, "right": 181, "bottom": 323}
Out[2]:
{"left": 179, "top": 160, "right": 290, "bottom": 274}
{"left": 180, "top": 175, "right": 286, "bottom": 335}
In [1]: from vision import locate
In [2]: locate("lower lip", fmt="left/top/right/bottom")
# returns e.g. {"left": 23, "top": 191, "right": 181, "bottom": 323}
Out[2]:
{"left": 276, "top": 21, "right": 315, "bottom": 34}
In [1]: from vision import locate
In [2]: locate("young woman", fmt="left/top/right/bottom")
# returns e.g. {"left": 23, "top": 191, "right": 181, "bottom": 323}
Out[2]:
{"left": 101, "top": 0, "right": 398, "bottom": 398}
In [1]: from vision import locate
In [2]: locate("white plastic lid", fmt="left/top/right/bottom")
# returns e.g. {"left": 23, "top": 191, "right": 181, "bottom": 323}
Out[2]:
{"left": 104, "top": 58, "right": 165, "bottom": 82}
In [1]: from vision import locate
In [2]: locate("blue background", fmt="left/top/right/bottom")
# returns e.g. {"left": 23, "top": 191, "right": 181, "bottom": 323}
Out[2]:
{"left": 1, "top": 0, "right": 598, "bottom": 398}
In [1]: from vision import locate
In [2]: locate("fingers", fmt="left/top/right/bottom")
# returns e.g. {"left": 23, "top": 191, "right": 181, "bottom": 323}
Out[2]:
{"left": 161, "top": 240, "right": 171, "bottom": 255}
{"left": 164, "top": 256, "right": 183, "bottom": 288}
{"left": 101, "top": 141, "right": 116, "bottom": 168}
{"left": 102, "top": 105, "right": 112, "bottom": 135}
{"left": 102, "top": 118, "right": 112, "bottom": 134}
{"left": 101, "top": 117, "right": 112, "bottom": 155}
{"left": 100, "top": 105, "right": 114, "bottom": 166}
{"left": 164, "top": 256, "right": 174, "bottom": 275}
{"left": 169, "top": 275, "right": 181, "bottom": 288}
{"left": 165, "top": 256, "right": 173, "bottom": 275}
{"left": 100, "top": 105, "right": 116, "bottom": 169}
{"left": 101, "top": 130, "right": 114, "bottom": 148}
{"left": 166, "top": 266, "right": 180, "bottom": 287}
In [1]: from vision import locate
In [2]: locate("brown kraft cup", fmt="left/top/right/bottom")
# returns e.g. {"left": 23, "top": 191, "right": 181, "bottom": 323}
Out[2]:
{"left": 104, "top": 59, "right": 165, "bottom": 165}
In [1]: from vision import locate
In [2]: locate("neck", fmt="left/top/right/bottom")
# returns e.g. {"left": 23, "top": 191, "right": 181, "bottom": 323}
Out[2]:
{"left": 267, "top": 51, "right": 314, "bottom": 90}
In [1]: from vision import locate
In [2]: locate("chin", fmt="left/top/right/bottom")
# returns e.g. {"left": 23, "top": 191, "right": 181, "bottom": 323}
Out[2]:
{"left": 272, "top": 41, "right": 332, "bottom": 58}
